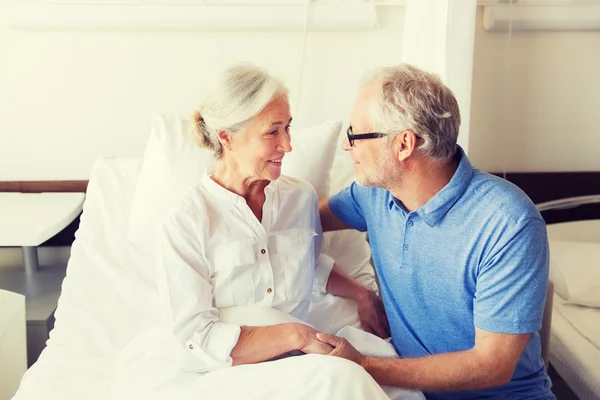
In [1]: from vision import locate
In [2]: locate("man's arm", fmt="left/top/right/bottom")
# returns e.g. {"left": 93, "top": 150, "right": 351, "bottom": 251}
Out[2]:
{"left": 319, "top": 198, "right": 351, "bottom": 232}
{"left": 318, "top": 328, "right": 529, "bottom": 392}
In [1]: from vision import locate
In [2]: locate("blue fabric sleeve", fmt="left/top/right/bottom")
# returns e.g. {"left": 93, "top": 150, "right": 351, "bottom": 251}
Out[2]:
{"left": 328, "top": 182, "right": 369, "bottom": 232}
{"left": 474, "top": 218, "right": 549, "bottom": 334}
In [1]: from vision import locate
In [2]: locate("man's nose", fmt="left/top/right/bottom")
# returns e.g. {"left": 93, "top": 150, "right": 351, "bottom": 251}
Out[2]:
{"left": 341, "top": 135, "right": 352, "bottom": 151}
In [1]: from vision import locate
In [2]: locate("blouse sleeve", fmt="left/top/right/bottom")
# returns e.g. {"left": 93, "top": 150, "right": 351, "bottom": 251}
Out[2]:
{"left": 155, "top": 217, "right": 241, "bottom": 373}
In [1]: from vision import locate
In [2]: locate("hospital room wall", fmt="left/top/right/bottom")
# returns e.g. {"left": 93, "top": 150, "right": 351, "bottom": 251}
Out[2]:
{"left": 2, "top": 7, "right": 598, "bottom": 181}
{"left": 0, "top": 6, "right": 599, "bottom": 267}
{"left": 469, "top": 7, "right": 600, "bottom": 173}
{"left": 0, "top": 6, "right": 407, "bottom": 181}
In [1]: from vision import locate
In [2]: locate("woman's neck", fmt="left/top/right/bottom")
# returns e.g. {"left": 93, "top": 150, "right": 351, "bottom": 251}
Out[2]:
{"left": 211, "top": 160, "right": 269, "bottom": 199}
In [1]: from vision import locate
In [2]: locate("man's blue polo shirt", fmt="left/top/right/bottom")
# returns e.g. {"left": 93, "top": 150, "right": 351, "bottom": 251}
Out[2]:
{"left": 329, "top": 147, "right": 554, "bottom": 399}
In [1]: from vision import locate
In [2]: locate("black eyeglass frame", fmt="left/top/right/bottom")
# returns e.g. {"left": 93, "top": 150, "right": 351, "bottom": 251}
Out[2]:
{"left": 346, "top": 126, "right": 388, "bottom": 147}
{"left": 346, "top": 126, "right": 421, "bottom": 147}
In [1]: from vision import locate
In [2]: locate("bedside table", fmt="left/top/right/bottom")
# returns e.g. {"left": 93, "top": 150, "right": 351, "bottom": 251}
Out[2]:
{"left": 0, "top": 192, "right": 85, "bottom": 366}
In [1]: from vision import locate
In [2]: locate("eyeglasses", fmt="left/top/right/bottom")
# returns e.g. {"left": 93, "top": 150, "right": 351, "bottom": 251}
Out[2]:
{"left": 346, "top": 126, "right": 388, "bottom": 147}
{"left": 346, "top": 126, "right": 421, "bottom": 147}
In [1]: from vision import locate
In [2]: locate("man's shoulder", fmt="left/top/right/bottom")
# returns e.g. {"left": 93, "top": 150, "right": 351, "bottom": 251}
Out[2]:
{"left": 333, "top": 182, "right": 391, "bottom": 207}
{"left": 466, "top": 169, "right": 543, "bottom": 226}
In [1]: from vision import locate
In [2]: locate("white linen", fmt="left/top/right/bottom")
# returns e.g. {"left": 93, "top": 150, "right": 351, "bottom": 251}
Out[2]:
{"left": 280, "top": 120, "right": 342, "bottom": 199}
{"left": 325, "top": 135, "right": 377, "bottom": 291}
{"left": 154, "top": 170, "right": 333, "bottom": 373}
{"left": 550, "top": 295, "right": 600, "bottom": 400}
{"left": 13, "top": 157, "right": 421, "bottom": 399}
{"left": 547, "top": 220, "right": 600, "bottom": 243}
{"left": 13, "top": 158, "right": 151, "bottom": 400}
{"left": 554, "top": 297, "right": 600, "bottom": 352}
{"left": 127, "top": 114, "right": 214, "bottom": 245}
{"left": 111, "top": 306, "right": 424, "bottom": 400}
{"left": 549, "top": 240, "right": 600, "bottom": 308}
{"left": 127, "top": 114, "right": 341, "bottom": 245}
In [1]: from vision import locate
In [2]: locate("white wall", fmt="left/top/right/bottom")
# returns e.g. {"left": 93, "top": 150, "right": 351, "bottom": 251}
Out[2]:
{"left": 469, "top": 6, "right": 600, "bottom": 172}
{"left": 0, "top": 5, "right": 405, "bottom": 180}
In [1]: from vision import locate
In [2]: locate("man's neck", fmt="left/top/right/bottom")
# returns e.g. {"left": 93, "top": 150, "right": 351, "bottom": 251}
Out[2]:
{"left": 389, "top": 156, "right": 459, "bottom": 213}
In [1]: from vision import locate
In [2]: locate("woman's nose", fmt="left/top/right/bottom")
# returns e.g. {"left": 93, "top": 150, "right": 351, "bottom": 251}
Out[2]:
{"left": 281, "top": 133, "right": 292, "bottom": 152}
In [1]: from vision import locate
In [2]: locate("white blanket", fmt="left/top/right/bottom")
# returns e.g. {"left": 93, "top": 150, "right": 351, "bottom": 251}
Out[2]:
{"left": 13, "top": 159, "right": 424, "bottom": 400}
{"left": 110, "top": 306, "right": 424, "bottom": 400}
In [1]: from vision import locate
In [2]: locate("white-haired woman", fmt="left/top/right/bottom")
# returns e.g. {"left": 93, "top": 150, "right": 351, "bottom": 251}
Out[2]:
{"left": 110, "top": 63, "right": 391, "bottom": 400}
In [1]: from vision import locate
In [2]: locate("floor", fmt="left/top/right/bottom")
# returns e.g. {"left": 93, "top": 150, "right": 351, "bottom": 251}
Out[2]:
{"left": 550, "top": 364, "right": 580, "bottom": 400}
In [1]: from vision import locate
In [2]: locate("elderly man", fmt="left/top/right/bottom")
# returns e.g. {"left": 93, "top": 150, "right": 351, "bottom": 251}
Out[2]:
{"left": 317, "top": 64, "right": 555, "bottom": 399}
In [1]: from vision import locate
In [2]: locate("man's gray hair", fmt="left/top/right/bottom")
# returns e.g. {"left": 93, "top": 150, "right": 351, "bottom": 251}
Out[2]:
{"left": 361, "top": 64, "right": 460, "bottom": 160}
{"left": 192, "top": 63, "right": 289, "bottom": 158}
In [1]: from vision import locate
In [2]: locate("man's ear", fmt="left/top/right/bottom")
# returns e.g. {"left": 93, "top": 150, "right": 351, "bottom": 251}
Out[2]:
{"left": 394, "top": 130, "right": 419, "bottom": 162}
{"left": 217, "top": 130, "right": 232, "bottom": 150}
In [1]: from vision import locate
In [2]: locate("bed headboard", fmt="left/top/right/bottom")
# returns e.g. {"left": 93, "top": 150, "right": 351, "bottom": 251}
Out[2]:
{"left": 2, "top": 171, "right": 598, "bottom": 246}
{"left": 494, "top": 171, "right": 600, "bottom": 225}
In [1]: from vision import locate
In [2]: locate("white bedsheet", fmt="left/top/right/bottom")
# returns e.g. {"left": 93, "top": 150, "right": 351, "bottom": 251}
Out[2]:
{"left": 13, "top": 158, "right": 424, "bottom": 400}
{"left": 111, "top": 306, "right": 424, "bottom": 400}
{"left": 550, "top": 295, "right": 600, "bottom": 400}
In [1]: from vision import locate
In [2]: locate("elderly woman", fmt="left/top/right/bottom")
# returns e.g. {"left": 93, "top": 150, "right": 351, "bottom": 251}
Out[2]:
{"left": 158, "top": 63, "right": 389, "bottom": 372}
{"left": 111, "top": 64, "right": 391, "bottom": 400}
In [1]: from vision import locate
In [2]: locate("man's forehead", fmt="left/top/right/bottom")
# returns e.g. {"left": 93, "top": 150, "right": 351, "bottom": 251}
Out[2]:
{"left": 351, "top": 84, "right": 378, "bottom": 128}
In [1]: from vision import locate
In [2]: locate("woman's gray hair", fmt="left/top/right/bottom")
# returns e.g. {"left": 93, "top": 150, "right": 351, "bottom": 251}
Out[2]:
{"left": 192, "top": 63, "right": 289, "bottom": 158}
{"left": 361, "top": 64, "right": 460, "bottom": 161}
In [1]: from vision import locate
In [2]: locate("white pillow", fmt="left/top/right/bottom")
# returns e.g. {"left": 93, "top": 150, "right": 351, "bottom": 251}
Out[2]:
{"left": 281, "top": 120, "right": 342, "bottom": 200}
{"left": 127, "top": 114, "right": 342, "bottom": 245}
{"left": 127, "top": 114, "right": 216, "bottom": 245}
{"left": 549, "top": 240, "right": 600, "bottom": 308}
{"left": 321, "top": 132, "right": 378, "bottom": 291}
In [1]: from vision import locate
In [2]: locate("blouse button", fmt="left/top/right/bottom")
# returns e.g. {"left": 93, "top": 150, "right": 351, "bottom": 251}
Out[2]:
{"left": 266, "top": 288, "right": 272, "bottom": 294}
{"left": 188, "top": 344, "right": 194, "bottom": 350}
{"left": 261, "top": 249, "right": 266, "bottom": 254}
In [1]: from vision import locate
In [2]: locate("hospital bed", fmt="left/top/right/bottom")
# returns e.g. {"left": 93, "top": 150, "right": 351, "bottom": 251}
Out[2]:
{"left": 545, "top": 218, "right": 600, "bottom": 400}
{"left": 536, "top": 195, "right": 600, "bottom": 400}
{"left": 10, "top": 117, "right": 423, "bottom": 400}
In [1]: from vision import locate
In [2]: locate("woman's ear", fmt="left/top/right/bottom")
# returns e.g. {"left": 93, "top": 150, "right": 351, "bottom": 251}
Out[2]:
{"left": 217, "top": 130, "right": 232, "bottom": 150}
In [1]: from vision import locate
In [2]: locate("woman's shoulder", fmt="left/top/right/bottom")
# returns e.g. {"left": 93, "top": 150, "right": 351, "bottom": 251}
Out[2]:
{"left": 164, "top": 183, "right": 210, "bottom": 227}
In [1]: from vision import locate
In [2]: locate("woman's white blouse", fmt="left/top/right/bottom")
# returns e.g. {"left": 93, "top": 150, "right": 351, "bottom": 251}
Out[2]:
{"left": 156, "top": 171, "right": 334, "bottom": 373}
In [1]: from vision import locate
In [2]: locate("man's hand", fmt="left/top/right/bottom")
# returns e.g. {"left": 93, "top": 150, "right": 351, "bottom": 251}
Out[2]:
{"left": 356, "top": 289, "right": 391, "bottom": 339}
{"left": 316, "top": 333, "right": 367, "bottom": 368}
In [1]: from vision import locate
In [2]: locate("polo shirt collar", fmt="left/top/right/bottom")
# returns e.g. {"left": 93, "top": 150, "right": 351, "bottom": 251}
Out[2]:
{"left": 416, "top": 146, "right": 473, "bottom": 227}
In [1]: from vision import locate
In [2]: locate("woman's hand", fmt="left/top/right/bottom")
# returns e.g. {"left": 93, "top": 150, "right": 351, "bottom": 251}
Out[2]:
{"left": 288, "top": 323, "right": 334, "bottom": 355}
{"left": 355, "top": 289, "right": 391, "bottom": 339}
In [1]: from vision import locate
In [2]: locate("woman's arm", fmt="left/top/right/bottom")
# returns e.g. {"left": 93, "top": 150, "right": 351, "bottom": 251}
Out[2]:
{"left": 326, "top": 266, "right": 390, "bottom": 339}
{"left": 231, "top": 323, "right": 333, "bottom": 366}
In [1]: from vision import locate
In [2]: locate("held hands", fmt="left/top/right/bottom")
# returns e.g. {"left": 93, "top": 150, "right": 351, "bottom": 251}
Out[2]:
{"left": 316, "top": 332, "right": 367, "bottom": 368}
{"left": 289, "top": 323, "right": 334, "bottom": 355}
{"left": 289, "top": 324, "right": 367, "bottom": 369}
{"left": 355, "top": 288, "right": 391, "bottom": 339}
